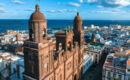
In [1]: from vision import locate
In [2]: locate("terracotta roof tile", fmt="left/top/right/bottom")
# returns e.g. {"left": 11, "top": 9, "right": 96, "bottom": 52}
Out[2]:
{"left": 127, "top": 60, "right": 130, "bottom": 65}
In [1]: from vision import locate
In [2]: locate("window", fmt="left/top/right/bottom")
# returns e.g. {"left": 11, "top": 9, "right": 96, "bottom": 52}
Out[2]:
{"left": 67, "top": 42, "right": 71, "bottom": 51}
{"left": 67, "top": 62, "right": 71, "bottom": 70}
{"left": 31, "top": 28, "right": 34, "bottom": 39}
{"left": 30, "top": 65, "right": 34, "bottom": 74}
{"left": 44, "top": 63, "right": 48, "bottom": 72}
{"left": 107, "top": 71, "right": 111, "bottom": 78}
{"left": 102, "top": 70, "right": 106, "bottom": 77}
{"left": 32, "top": 33, "right": 34, "bottom": 38}
{"left": 128, "top": 69, "right": 130, "bottom": 72}
{"left": 89, "top": 60, "right": 91, "bottom": 64}
{"left": 29, "top": 29, "right": 34, "bottom": 40}
{"left": 43, "top": 30, "right": 45, "bottom": 37}
{"left": 30, "top": 54, "right": 34, "bottom": 61}
{"left": 118, "top": 74, "right": 121, "bottom": 80}
{"left": 59, "top": 43, "right": 62, "bottom": 50}
{"left": 60, "top": 74, "right": 62, "bottom": 80}
{"left": 113, "top": 73, "right": 116, "bottom": 80}
{"left": 43, "top": 29, "right": 46, "bottom": 37}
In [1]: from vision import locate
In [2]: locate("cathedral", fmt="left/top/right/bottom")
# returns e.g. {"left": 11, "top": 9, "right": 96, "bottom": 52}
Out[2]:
{"left": 23, "top": 4, "right": 84, "bottom": 80}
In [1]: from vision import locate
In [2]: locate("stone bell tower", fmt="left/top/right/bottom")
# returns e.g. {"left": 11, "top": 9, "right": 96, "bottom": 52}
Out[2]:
{"left": 73, "top": 12, "right": 84, "bottom": 47}
{"left": 23, "top": 4, "right": 53, "bottom": 80}
{"left": 29, "top": 4, "right": 47, "bottom": 43}
{"left": 73, "top": 13, "right": 84, "bottom": 77}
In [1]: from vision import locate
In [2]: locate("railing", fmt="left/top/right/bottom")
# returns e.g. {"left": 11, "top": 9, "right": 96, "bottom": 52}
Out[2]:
{"left": 104, "top": 65, "right": 126, "bottom": 73}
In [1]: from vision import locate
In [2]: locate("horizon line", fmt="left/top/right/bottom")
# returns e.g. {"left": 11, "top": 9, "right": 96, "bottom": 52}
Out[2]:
{"left": 0, "top": 19, "right": 130, "bottom": 21}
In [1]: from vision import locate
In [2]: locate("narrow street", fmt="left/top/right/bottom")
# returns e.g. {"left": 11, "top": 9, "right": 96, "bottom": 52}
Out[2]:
{"left": 82, "top": 53, "right": 108, "bottom": 80}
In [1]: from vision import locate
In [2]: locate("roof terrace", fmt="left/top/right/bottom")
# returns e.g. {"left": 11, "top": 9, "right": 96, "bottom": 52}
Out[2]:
{"left": 104, "top": 53, "right": 127, "bottom": 73}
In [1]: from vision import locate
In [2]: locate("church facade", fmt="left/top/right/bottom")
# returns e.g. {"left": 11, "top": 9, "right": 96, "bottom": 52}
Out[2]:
{"left": 23, "top": 4, "right": 85, "bottom": 80}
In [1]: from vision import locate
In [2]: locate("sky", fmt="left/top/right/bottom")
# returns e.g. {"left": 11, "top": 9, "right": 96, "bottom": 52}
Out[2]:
{"left": 0, "top": 0, "right": 130, "bottom": 20}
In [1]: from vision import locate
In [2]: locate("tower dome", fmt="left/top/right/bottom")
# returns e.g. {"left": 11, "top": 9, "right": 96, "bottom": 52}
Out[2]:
{"left": 73, "top": 12, "right": 82, "bottom": 30}
{"left": 74, "top": 12, "right": 82, "bottom": 21}
{"left": 30, "top": 4, "right": 46, "bottom": 21}
{"left": 28, "top": 4, "right": 47, "bottom": 43}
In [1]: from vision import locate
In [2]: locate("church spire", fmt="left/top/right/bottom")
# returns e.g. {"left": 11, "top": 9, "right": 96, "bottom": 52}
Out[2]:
{"left": 73, "top": 12, "right": 82, "bottom": 31}
{"left": 77, "top": 12, "right": 79, "bottom": 16}
{"left": 36, "top": 4, "right": 39, "bottom": 11}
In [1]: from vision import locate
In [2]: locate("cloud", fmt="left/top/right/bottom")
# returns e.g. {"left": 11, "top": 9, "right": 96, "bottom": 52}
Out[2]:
{"left": 85, "top": 0, "right": 130, "bottom": 8}
{"left": 25, "top": 8, "right": 34, "bottom": 11}
{"left": 44, "top": 9, "right": 77, "bottom": 13}
{"left": 24, "top": 8, "right": 77, "bottom": 13}
{"left": 0, "top": 8, "right": 8, "bottom": 13}
{"left": 79, "top": 0, "right": 84, "bottom": 3}
{"left": 0, "top": 3, "right": 5, "bottom": 6}
{"left": 11, "top": 0, "right": 24, "bottom": 5}
{"left": 66, "top": 2, "right": 80, "bottom": 7}
{"left": 94, "top": 11, "right": 117, "bottom": 14}
{"left": 97, "top": 5, "right": 104, "bottom": 8}
{"left": 57, "top": 2, "right": 80, "bottom": 7}
{"left": 91, "top": 9, "right": 126, "bottom": 14}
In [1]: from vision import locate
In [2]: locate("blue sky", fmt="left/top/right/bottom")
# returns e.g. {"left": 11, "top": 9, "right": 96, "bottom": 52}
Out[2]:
{"left": 0, "top": 0, "right": 130, "bottom": 20}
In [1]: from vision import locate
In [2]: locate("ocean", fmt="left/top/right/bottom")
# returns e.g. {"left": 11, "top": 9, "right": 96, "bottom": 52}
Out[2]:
{"left": 0, "top": 19, "right": 130, "bottom": 33}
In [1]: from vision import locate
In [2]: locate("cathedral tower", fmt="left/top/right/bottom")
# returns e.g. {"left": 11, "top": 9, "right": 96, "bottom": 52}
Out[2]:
{"left": 73, "top": 13, "right": 84, "bottom": 77}
{"left": 73, "top": 12, "right": 84, "bottom": 47}
{"left": 23, "top": 4, "right": 54, "bottom": 80}
{"left": 73, "top": 12, "right": 82, "bottom": 31}
{"left": 29, "top": 4, "right": 47, "bottom": 43}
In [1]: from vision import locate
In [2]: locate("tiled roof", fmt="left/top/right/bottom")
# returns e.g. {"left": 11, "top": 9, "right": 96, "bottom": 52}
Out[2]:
{"left": 104, "top": 55, "right": 127, "bottom": 72}
{"left": 127, "top": 60, "right": 130, "bottom": 65}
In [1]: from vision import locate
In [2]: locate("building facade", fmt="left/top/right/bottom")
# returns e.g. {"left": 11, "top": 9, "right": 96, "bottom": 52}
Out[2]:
{"left": 126, "top": 57, "right": 130, "bottom": 80}
{"left": 23, "top": 4, "right": 85, "bottom": 80}
{"left": 85, "top": 42, "right": 105, "bottom": 64}
{"left": 82, "top": 53, "right": 93, "bottom": 74}
{"left": 102, "top": 53, "right": 129, "bottom": 80}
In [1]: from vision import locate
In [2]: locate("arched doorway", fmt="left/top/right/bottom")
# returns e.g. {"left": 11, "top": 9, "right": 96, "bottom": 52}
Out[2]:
{"left": 79, "top": 68, "right": 83, "bottom": 80}
{"left": 74, "top": 74, "right": 77, "bottom": 80}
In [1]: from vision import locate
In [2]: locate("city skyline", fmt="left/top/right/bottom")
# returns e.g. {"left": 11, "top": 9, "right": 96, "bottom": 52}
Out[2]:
{"left": 0, "top": 0, "right": 130, "bottom": 20}
{"left": 0, "top": 1, "right": 130, "bottom": 80}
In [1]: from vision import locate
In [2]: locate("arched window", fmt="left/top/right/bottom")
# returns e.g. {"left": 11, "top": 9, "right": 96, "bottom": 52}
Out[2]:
{"left": 44, "top": 63, "right": 48, "bottom": 72}
{"left": 30, "top": 28, "right": 34, "bottom": 40}
{"left": 59, "top": 43, "right": 62, "bottom": 50}
{"left": 74, "top": 74, "right": 77, "bottom": 80}
{"left": 43, "top": 29, "right": 46, "bottom": 37}
{"left": 67, "top": 42, "right": 71, "bottom": 51}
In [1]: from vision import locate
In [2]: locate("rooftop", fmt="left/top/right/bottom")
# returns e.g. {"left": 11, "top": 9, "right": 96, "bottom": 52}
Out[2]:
{"left": 128, "top": 60, "right": 130, "bottom": 65}
{"left": 85, "top": 42, "right": 104, "bottom": 53}
{"left": 89, "top": 42, "right": 104, "bottom": 47}
{"left": 104, "top": 53, "right": 128, "bottom": 73}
